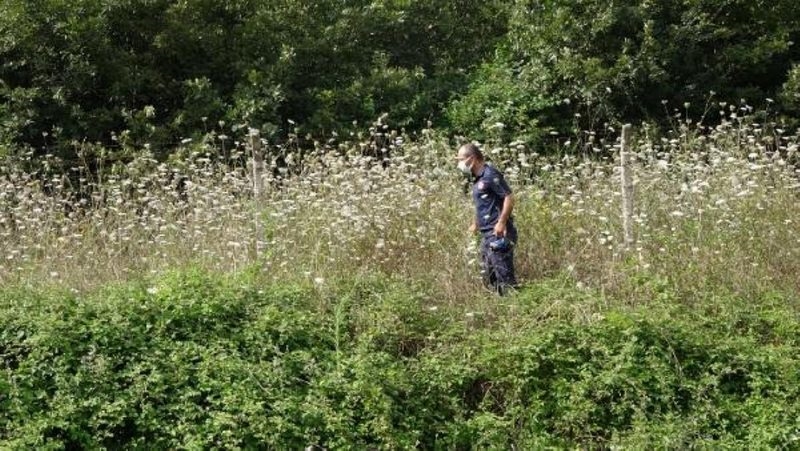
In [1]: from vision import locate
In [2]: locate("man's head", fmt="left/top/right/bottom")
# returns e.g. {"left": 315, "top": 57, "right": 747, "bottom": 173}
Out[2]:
{"left": 456, "top": 143, "right": 484, "bottom": 176}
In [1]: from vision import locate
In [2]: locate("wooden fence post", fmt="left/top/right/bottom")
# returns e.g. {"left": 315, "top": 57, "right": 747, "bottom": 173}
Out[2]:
{"left": 249, "top": 128, "right": 264, "bottom": 258}
{"left": 620, "top": 124, "right": 635, "bottom": 251}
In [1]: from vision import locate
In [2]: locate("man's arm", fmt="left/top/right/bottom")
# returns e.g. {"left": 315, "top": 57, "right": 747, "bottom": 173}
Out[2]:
{"left": 495, "top": 193, "right": 515, "bottom": 237}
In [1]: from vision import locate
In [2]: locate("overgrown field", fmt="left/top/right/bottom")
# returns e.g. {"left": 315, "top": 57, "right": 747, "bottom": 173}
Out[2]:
{"left": 2, "top": 116, "right": 800, "bottom": 447}
{"left": 2, "top": 116, "right": 799, "bottom": 302}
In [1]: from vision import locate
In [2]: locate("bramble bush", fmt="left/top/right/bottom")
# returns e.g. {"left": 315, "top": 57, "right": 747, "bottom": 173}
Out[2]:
{"left": 2, "top": 269, "right": 800, "bottom": 448}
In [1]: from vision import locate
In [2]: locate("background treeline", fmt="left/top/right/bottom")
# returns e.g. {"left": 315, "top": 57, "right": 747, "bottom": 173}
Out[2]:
{"left": 2, "top": 0, "right": 800, "bottom": 158}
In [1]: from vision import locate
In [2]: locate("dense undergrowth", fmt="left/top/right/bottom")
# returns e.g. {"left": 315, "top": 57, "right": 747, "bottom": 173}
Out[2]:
{"left": 2, "top": 269, "right": 800, "bottom": 449}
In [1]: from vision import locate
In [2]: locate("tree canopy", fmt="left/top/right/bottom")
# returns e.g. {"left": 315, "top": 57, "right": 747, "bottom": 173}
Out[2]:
{"left": 1, "top": 0, "right": 798, "bottom": 156}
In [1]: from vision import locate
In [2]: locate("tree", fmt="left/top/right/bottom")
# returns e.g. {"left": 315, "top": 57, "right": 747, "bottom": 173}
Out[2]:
{"left": 448, "top": 0, "right": 800, "bottom": 143}
{"left": 0, "top": 0, "right": 509, "bottom": 157}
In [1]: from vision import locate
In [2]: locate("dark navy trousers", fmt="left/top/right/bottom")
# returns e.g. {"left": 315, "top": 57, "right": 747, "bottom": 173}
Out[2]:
{"left": 479, "top": 231, "right": 518, "bottom": 296}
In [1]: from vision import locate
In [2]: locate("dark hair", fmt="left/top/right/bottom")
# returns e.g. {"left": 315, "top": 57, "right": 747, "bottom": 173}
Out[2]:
{"left": 460, "top": 143, "right": 484, "bottom": 161}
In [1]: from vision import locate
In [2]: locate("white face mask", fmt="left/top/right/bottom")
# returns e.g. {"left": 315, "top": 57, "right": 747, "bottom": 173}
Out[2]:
{"left": 457, "top": 158, "right": 472, "bottom": 176}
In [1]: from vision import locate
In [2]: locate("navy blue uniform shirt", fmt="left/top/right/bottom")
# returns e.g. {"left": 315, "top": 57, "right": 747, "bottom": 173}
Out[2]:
{"left": 472, "top": 164, "right": 515, "bottom": 236}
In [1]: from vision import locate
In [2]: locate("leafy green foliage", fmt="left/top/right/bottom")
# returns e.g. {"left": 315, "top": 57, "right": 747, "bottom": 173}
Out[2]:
{"left": 452, "top": 0, "right": 800, "bottom": 142}
{"left": 781, "top": 64, "right": 800, "bottom": 113}
{"left": 0, "top": 0, "right": 508, "bottom": 156}
{"left": 5, "top": 0, "right": 799, "bottom": 157}
{"left": 2, "top": 270, "right": 800, "bottom": 448}
{"left": 446, "top": 59, "right": 554, "bottom": 144}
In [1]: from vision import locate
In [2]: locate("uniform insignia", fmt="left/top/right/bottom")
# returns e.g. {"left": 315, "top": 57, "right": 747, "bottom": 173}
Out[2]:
{"left": 477, "top": 181, "right": 486, "bottom": 190}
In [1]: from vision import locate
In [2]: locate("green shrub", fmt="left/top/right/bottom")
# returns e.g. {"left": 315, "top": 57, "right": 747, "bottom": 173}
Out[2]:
{"left": 781, "top": 64, "right": 800, "bottom": 113}
{"left": 2, "top": 270, "right": 800, "bottom": 448}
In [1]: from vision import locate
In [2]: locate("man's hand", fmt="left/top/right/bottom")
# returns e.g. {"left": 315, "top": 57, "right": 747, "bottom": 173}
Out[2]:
{"left": 468, "top": 222, "right": 477, "bottom": 235}
{"left": 495, "top": 194, "right": 514, "bottom": 238}
{"left": 494, "top": 220, "right": 507, "bottom": 238}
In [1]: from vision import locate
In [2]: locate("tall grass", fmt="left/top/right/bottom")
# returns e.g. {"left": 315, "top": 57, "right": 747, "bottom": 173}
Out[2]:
{"left": 1, "top": 112, "right": 798, "bottom": 309}
{"left": 2, "top": 112, "right": 800, "bottom": 448}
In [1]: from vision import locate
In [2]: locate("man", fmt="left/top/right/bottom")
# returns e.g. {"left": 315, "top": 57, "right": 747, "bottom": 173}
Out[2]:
{"left": 456, "top": 143, "right": 518, "bottom": 295}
